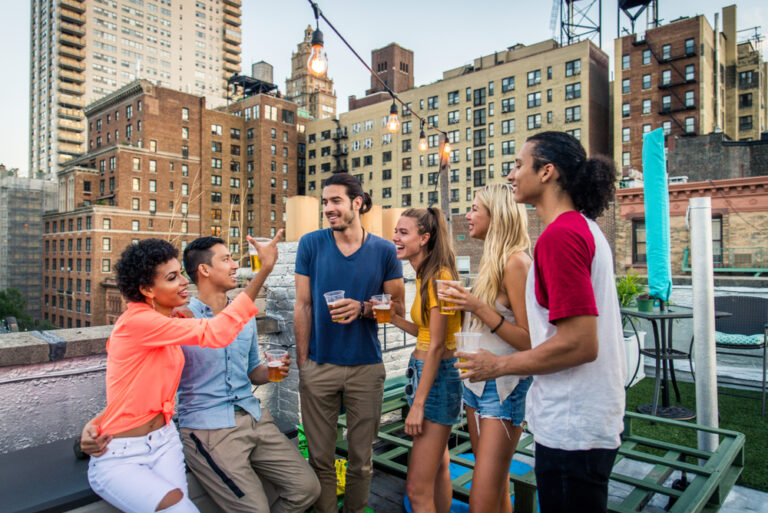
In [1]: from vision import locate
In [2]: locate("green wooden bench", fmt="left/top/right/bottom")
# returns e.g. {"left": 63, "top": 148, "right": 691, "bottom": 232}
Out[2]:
{"left": 336, "top": 377, "right": 746, "bottom": 513}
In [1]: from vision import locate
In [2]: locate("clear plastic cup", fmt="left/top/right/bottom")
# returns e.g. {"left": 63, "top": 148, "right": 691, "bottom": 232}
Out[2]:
{"left": 265, "top": 348, "right": 288, "bottom": 382}
{"left": 454, "top": 332, "right": 482, "bottom": 373}
{"left": 248, "top": 237, "right": 272, "bottom": 272}
{"left": 371, "top": 294, "right": 392, "bottom": 324}
{"left": 436, "top": 279, "right": 462, "bottom": 315}
{"left": 323, "top": 290, "right": 346, "bottom": 322}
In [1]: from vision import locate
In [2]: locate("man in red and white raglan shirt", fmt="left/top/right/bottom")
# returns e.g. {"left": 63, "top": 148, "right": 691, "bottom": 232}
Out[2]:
{"left": 457, "top": 131, "right": 626, "bottom": 513}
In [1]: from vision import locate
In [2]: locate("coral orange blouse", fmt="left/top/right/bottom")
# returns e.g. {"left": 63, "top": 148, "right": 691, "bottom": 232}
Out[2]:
{"left": 97, "top": 292, "right": 259, "bottom": 436}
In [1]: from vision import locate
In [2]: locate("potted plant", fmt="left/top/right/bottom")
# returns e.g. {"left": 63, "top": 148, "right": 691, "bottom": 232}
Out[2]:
{"left": 636, "top": 293, "right": 655, "bottom": 312}
{"left": 616, "top": 269, "right": 644, "bottom": 308}
{"left": 616, "top": 270, "right": 647, "bottom": 386}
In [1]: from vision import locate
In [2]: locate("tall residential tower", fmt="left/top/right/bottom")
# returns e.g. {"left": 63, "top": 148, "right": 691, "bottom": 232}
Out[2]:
{"left": 29, "top": 0, "right": 243, "bottom": 178}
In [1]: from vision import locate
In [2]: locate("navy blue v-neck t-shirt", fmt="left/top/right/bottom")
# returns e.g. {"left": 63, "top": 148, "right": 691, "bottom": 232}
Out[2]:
{"left": 295, "top": 228, "right": 403, "bottom": 365}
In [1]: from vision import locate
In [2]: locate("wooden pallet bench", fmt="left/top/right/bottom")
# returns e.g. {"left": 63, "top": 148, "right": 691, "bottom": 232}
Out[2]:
{"left": 336, "top": 377, "right": 745, "bottom": 513}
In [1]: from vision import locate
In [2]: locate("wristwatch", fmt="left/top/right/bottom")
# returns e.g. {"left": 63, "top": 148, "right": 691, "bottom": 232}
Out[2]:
{"left": 358, "top": 301, "right": 365, "bottom": 319}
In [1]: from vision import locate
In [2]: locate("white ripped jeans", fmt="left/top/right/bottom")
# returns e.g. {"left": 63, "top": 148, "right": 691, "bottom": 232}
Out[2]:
{"left": 87, "top": 422, "right": 199, "bottom": 513}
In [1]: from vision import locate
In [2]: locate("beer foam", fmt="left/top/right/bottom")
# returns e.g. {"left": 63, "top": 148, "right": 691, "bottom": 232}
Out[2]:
{"left": 373, "top": 304, "right": 390, "bottom": 309}
{"left": 267, "top": 361, "right": 283, "bottom": 367}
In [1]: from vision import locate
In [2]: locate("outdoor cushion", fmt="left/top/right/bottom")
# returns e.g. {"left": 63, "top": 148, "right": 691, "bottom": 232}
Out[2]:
{"left": 715, "top": 331, "right": 764, "bottom": 346}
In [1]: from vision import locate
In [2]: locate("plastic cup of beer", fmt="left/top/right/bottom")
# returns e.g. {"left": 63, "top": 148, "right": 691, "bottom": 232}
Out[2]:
{"left": 248, "top": 238, "right": 272, "bottom": 273}
{"left": 323, "top": 290, "right": 345, "bottom": 322}
{"left": 371, "top": 294, "right": 392, "bottom": 324}
{"left": 265, "top": 349, "right": 288, "bottom": 382}
{"left": 436, "top": 280, "right": 462, "bottom": 315}
{"left": 454, "top": 332, "right": 481, "bottom": 373}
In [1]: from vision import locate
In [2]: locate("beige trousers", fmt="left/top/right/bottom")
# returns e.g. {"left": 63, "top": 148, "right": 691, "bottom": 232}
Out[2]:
{"left": 180, "top": 408, "right": 320, "bottom": 513}
{"left": 299, "top": 359, "right": 385, "bottom": 513}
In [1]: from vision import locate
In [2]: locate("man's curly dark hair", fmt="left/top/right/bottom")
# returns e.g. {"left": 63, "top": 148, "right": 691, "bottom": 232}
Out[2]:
{"left": 526, "top": 131, "right": 616, "bottom": 219}
{"left": 114, "top": 239, "right": 179, "bottom": 303}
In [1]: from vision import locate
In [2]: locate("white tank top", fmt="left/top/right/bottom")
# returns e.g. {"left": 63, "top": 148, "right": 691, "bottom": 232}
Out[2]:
{"left": 463, "top": 300, "right": 527, "bottom": 402}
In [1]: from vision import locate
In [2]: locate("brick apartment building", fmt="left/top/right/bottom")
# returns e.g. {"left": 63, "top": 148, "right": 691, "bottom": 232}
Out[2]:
{"left": 613, "top": 4, "right": 767, "bottom": 175}
{"left": 42, "top": 80, "right": 306, "bottom": 327}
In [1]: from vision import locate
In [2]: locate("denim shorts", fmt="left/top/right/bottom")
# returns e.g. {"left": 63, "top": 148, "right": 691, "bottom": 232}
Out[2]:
{"left": 405, "top": 356, "right": 463, "bottom": 426}
{"left": 463, "top": 376, "right": 533, "bottom": 426}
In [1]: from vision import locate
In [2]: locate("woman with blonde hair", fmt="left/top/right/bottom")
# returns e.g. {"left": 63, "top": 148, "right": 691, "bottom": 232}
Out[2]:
{"left": 387, "top": 207, "right": 462, "bottom": 513}
{"left": 441, "top": 184, "right": 532, "bottom": 513}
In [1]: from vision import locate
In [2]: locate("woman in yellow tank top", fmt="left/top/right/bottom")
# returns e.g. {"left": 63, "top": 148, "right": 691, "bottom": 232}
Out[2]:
{"left": 388, "top": 207, "right": 462, "bottom": 513}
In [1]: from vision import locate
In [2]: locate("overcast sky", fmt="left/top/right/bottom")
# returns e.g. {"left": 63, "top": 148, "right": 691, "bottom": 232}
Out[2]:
{"left": 1, "top": 0, "right": 766, "bottom": 173}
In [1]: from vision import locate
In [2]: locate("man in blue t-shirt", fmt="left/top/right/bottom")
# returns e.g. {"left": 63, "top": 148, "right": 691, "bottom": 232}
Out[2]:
{"left": 295, "top": 173, "right": 404, "bottom": 513}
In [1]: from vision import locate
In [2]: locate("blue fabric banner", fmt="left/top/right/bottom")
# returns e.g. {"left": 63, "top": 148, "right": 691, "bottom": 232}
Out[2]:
{"left": 642, "top": 128, "right": 672, "bottom": 302}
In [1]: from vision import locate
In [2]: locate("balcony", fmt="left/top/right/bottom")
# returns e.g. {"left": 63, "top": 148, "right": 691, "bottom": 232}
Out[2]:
{"left": 58, "top": 142, "right": 84, "bottom": 155}
{"left": 332, "top": 128, "right": 348, "bottom": 140}
{"left": 332, "top": 147, "right": 348, "bottom": 157}
{"left": 57, "top": 130, "right": 85, "bottom": 144}
{"left": 224, "top": 13, "right": 241, "bottom": 27}
{"left": 58, "top": 94, "right": 85, "bottom": 108}
{"left": 57, "top": 107, "right": 84, "bottom": 120}
{"left": 223, "top": 28, "right": 242, "bottom": 45}
{"left": 223, "top": 0, "right": 242, "bottom": 6}
{"left": 59, "top": 21, "right": 85, "bottom": 37}
{"left": 58, "top": 44, "right": 85, "bottom": 59}
{"left": 58, "top": 119, "right": 85, "bottom": 132}
{"left": 58, "top": 0, "right": 85, "bottom": 15}
{"left": 58, "top": 81, "right": 85, "bottom": 95}
{"left": 223, "top": 61, "right": 240, "bottom": 74}
{"left": 58, "top": 33, "right": 85, "bottom": 50}
{"left": 223, "top": 3, "right": 241, "bottom": 16}
{"left": 658, "top": 78, "right": 695, "bottom": 90}
{"left": 223, "top": 42, "right": 241, "bottom": 55}
{"left": 682, "top": 246, "right": 767, "bottom": 276}
{"left": 58, "top": 68, "right": 85, "bottom": 84}
{"left": 223, "top": 51, "right": 241, "bottom": 64}
{"left": 59, "top": 56, "right": 85, "bottom": 72}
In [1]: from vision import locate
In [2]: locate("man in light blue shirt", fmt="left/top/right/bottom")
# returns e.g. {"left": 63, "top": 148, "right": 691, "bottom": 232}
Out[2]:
{"left": 179, "top": 236, "right": 319, "bottom": 513}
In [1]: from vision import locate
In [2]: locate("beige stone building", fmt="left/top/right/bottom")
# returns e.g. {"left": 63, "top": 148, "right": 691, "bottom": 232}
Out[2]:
{"left": 305, "top": 39, "right": 610, "bottom": 215}
{"left": 285, "top": 26, "right": 336, "bottom": 120}
{"left": 729, "top": 40, "right": 768, "bottom": 141}
{"left": 29, "top": 0, "right": 242, "bottom": 177}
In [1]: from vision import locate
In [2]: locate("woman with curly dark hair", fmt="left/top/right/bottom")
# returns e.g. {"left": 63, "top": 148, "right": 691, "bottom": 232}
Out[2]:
{"left": 80, "top": 234, "right": 281, "bottom": 513}
{"left": 458, "top": 132, "right": 625, "bottom": 513}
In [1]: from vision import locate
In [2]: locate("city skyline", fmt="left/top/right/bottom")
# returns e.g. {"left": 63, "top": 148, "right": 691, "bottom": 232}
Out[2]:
{"left": 1, "top": 0, "right": 766, "bottom": 173}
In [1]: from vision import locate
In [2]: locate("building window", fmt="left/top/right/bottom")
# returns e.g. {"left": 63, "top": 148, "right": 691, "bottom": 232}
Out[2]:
{"left": 661, "top": 44, "right": 671, "bottom": 60}
{"left": 661, "top": 95, "right": 671, "bottom": 111}
{"left": 402, "top": 194, "right": 411, "bottom": 207}
{"left": 622, "top": 152, "right": 630, "bottom": 168}
{"left": 739, "top": 93, "right": 753, "bottom": 108}
{"left": 642, "top": 74, "right": 651, "bottom": 90}
{"left": 565, "top": 83, "right": 581, "bottom": 100}
{"left": 565, "top": 106, "right": 581, "bottom": 122}
{"left": 622, "top": 54, "right": 630, "bottom": 70}
{"left": 527, "top": 114, "right": 542, "bottom": 130}
{"left": 565, "top": 59, "right": 581, "bottom": 76}
{"left": 684, "top": 90, "right": 695, "bottom": 108}
{"left": 685, "top": 64, "right": 695, "bottom": 81}
{"left": 642, "top": 124, "right": 652, "bottom": 134}
{"left": 102, "top": 259, "right": 111, "bottom": 272}
{"left": 632, "top": 220, "right": 646, "bottom": 263}
{"left": 501, "top": 97, "right": 515, "bottom": 113}
{"left": 622, "top": 127, "right": 630, "bottom": 143}
{"left": 132, "top": 220, "right": 139, "bottom": 231}
{"left": 642, "top": 50, "right": 651, "bottom": 65}
{"left": 712, "top": 216, "right": 723, "bottom": 264}
{"left": 622, "top": 103, "right": 630, "bottom": 118}
{"left": 501, "top": 76, "right": 515, "bottom": 92}
{"left": 501, "top": 140, "right": 515, "bottom": 155}
{"left": 661, "top": 70, "right": 671, "bottom": 86}
{"left": 684, "top": 38, "right": 695, "bottom": 55}
{"left": 642, "top": 99, "right": 652, "bottom": 115}
{"left": 527, "top": 70, "right": 541, "bottom": 86}
{"left": 182, "top": 107, "right": 189, "bottom": 121}
{"left": 662, "top": 121, "right": 671, "bottom": 135}
{"left": 739, "top": 115, "right": 753, "bottom": 131}
{"left": 132, "top": 178, "right": 140, "bottom": 191}
{"left": 622, "top": 79, "right": 630, "bottom": 94}
{"left": 132, "top": 157, "right": 141, "bottom": 171}
{"left": 685, "top": 117, "right": 695, "bottom": 133}
{"left": 527, "top": 92, "right": 541, "bottom": 108}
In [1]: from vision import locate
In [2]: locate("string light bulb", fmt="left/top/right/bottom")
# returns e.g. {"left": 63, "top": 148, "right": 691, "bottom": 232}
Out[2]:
{"left": 307, "top": 28, "right": 328, "bottom": 76}
{"left": 385, "top": 100, "right": 400, "bottom": 133}
{"left": 443, "top": 140, "right": 451, "bottom": 154}
{"left": 418, "top": 120, "right": 427, "bottom": 151}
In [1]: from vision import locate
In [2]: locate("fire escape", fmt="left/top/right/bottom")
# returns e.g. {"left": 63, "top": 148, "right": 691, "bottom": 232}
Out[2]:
{"left": 331, "top": 119, "right": 348, "bottom": 173}
{"left": 633, "top": 35, "right": 699, "bottom": 135}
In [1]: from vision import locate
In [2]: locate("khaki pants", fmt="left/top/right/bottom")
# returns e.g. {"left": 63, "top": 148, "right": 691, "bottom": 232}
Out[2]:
{"left": 180, "top": 408, "right": 320, "bottom": 513}
{"left": 299, "top": 359, "right": 386, "bottom": 513}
